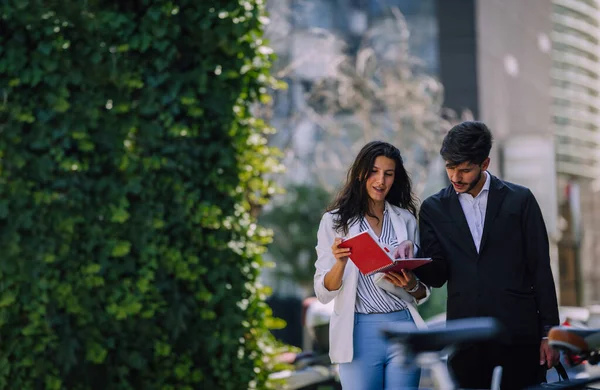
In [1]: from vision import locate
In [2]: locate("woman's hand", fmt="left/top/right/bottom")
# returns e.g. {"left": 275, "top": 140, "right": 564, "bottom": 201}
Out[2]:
{"left": 393, "top": 240, "right": 414, "bottom": 259}
{"left": 384, "top": 269, "right": 418, "bottom": 291}
{"left": 324, "top": 238, "right": 351, "bottom": 291}
{"left": 331, "top": 238, "right": 351, "bottom": 263}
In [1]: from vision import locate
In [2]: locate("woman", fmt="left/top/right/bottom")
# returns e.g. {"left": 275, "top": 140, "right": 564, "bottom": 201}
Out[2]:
{"left": 313, "top": 141, "right": 430, "bottom": 390}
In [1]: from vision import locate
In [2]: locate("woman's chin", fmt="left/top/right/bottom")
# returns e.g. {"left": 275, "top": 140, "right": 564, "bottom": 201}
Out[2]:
{"left": 369, "top": 195, "right": 386, "bottom": 203}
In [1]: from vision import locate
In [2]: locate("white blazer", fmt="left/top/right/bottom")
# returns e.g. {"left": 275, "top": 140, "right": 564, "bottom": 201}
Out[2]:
{"left": 313, "top": 202, "right": 430, "bottom": 364}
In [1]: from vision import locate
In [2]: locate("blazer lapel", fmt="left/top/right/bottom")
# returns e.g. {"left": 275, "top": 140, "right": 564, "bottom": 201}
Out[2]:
{"left": 386, "top": 202, "right": 409, "bottom": 244}
{"left": 479, "top": 175, "right": 507, "bottom": 256}
{"left": 344, "top": 217, "right": 362, "bottom": 283}
{"left": 443, "top": 187, "right": 478, "bottom": 256}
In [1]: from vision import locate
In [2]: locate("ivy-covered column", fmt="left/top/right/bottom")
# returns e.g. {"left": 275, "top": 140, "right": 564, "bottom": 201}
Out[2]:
{"left": 0, "top": 1, "right": 282, "bottom": 389}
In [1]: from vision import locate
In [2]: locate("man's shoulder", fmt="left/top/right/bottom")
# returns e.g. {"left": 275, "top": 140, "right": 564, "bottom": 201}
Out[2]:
{"left": 422, "top": 186, "right": 450, "bottom": 207}
{"left": 492, "top": 176, "right": 532, "bottom": 198}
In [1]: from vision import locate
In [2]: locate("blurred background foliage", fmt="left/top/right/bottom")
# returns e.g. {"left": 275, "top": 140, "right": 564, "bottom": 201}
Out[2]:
{"left": 260, "top": 184, "right": 331, "bottom": 296}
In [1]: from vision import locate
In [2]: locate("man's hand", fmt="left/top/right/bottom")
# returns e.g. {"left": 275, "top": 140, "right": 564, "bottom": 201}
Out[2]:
{"left": 393, "top": 240, "right": 414, "bottom": 259}
{"left": 540, "top": 339, "right": 560, "bottom": 369}
{"left": 384, "top": 269, "right": 418, "bottom": 291}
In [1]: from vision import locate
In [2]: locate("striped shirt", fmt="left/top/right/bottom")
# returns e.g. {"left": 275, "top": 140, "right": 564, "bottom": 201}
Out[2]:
{"left": 354, "top": 207, "right": 409, "bottom": 314}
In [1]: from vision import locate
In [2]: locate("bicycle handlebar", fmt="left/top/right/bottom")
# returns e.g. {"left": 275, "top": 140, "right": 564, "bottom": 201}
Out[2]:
{"left": 381, "top": 317, "right": 507, "bottom": 354}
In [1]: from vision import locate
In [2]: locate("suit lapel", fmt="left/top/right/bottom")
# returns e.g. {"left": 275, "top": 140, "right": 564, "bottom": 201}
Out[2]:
{"left": 443, "top": 187, "right": 479, "bottom": 256}
{"left": 478, "top": 175, "right": 507, "bottom": 256}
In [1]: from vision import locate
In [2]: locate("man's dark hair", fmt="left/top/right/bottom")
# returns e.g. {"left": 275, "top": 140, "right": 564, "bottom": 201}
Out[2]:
{"left": 440, "top": 121, "right": 493, "bottom": 166}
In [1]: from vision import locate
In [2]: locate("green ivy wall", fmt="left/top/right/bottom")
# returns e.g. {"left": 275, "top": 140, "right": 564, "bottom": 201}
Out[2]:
{"left": 0, "top": 1, "right": 281, "bottom": 389}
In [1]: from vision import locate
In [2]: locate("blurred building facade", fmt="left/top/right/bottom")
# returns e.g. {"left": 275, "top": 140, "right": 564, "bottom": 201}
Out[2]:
{"left": 551, "top": 0, "right": 600, "bottom": 306}
{"left": 265, "top": 0, "right": 600, "bottom": 308}
{"left": 433, "top": 0, "right": 563, "bottom": 298}
{"left": 436, "top": 0, "right": 600, "bottom": 307}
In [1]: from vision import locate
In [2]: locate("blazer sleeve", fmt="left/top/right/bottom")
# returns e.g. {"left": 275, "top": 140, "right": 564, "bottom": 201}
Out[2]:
{"left": 313, "top": 213, "right": 343, "bottom": 304}
{"left": 523, "top": 190, "right": 560, "bottom": 336}
{"left": 414, "top": 199, "right": 449, "bottom": 288}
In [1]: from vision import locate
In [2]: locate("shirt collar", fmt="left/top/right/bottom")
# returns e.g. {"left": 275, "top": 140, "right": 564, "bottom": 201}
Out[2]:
{"left": 481, "top": 171, "right": 491, "bottom": 193}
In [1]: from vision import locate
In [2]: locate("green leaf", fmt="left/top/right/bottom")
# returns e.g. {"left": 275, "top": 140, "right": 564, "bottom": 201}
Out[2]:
{"left": 110, "top": 207, "right": 130, "bottom": 223}
{"left": 111, "top": 241, "right": 131, "bottom": 257}
{"left": 0, "top": 293, "right": 16, "bottom": 307}
{"left": 86, "top": 343, "right": 108, "bottom": 364}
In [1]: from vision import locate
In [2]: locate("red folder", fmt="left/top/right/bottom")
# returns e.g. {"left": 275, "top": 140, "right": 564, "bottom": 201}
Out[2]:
{"left": 338, "top": 230, "right": 431, "bottom": 276}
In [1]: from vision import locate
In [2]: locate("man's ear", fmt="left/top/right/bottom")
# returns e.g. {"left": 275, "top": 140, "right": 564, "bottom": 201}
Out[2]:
{"left": 481, "top": 157, "right": 491, "bottom": 171}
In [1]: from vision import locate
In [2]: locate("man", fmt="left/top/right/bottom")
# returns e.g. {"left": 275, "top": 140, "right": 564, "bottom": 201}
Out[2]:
{"left": 415, "top": 121, "right": 560, "bottom": 389}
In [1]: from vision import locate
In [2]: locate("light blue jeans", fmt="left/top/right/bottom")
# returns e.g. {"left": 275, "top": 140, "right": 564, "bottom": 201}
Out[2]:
{"left": 339, "top": 309, "right": 421, "bottom": 390}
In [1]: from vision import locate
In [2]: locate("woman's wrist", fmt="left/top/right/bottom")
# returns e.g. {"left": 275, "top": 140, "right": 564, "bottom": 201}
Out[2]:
{"left": 404, "top": 280, "right": 420, "bottom": 294}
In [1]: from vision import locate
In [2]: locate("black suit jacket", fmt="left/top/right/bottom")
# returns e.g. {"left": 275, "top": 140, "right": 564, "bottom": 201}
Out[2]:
{"left": 415, "top": 175, "right": 559, "bottom": 344}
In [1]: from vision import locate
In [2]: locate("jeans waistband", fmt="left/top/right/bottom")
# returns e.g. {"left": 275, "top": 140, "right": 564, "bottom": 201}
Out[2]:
{"left": 354, "top": 308, "right": 411, "bottom": 323}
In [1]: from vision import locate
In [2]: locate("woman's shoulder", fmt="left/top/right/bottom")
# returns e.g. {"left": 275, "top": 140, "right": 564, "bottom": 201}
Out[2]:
{"left": 388, "top": 204, "right": 417, "bottom": 221}
{"left": 321, "top": 209, "right": 337, "bottom": 218}
{"left": 319, "top": 209, "right": 338, "bottom": 225}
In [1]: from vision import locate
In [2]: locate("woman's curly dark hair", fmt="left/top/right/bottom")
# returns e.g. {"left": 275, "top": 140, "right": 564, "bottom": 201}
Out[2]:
{"left": 327, "top": 141, "right": 418, "bottom": 234}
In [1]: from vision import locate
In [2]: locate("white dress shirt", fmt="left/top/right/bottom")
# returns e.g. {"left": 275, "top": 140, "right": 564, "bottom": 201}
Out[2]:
{"left": 457, "top": 171, "right": 490, "bottom": 253}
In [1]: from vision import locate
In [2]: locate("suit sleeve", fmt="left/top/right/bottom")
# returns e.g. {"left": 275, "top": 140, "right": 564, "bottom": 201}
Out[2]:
{"left": 523, "top": 190, "right": 560, "bottom": 336}
{"left": 414, "top": 200, "right": 449, "bottom": 288}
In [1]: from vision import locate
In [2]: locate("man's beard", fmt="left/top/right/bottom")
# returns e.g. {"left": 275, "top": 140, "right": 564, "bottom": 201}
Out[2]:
{"left": 464, "top": 169, "right": 483, "bottom": 194}
{"left": 452, "top": 169, "right": 483, "bottom": 194}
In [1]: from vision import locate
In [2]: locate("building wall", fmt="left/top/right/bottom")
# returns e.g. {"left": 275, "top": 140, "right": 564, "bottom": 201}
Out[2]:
{"left": 478, "top": 0, "right": 561, "bottom": 294}
{"left": 436, "top": 0, "right": 479, "bottom": 119}
{"left": 579, "top": 184, "right": 600, "bottom": 304}
{"left": 552, "top": 0, "right": 600, "bottom": 305}
{"left": 552, "top": 0, "right": 600, "bottom": 179}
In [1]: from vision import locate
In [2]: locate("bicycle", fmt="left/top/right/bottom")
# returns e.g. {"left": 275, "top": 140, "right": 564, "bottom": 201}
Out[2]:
{"left": 381, "top": 317, "right": 505, "bottom": 389}
{"left": 382, "top": 317, "right": 600, "bottom": 390}
{"left": 523, "top": 326, "right": 600, "bottom": 390}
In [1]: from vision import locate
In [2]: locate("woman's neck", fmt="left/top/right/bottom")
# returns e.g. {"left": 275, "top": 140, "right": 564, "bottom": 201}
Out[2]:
{"left": 368, "top": 200, "right": 385, "bottom": 218}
